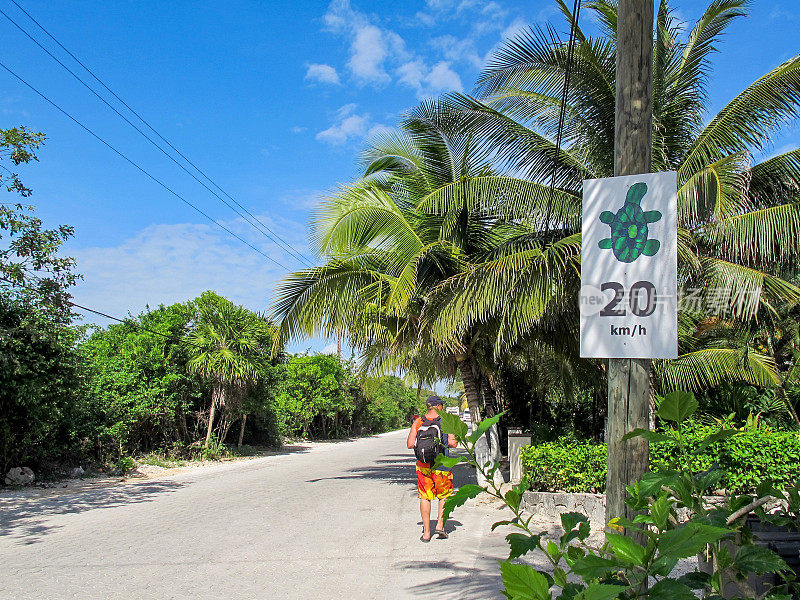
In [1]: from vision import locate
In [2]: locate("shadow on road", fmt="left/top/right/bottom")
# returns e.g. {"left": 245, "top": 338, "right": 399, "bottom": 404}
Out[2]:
{"left": 395, "top": 548, "right": 505, "bottom": 599}
{"left": 306, "top": 450, "right": 478, "bottom": 488}
{"left": 0, "top": 480, "right": 185, "bottom": 545}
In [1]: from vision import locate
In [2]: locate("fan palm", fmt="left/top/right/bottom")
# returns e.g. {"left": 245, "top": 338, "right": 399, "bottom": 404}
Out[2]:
{"left": 186, "top": 291, "right": 277, "bottom": 445}
{"left": 428, "top": 0, "right": 800, "bottom": 391}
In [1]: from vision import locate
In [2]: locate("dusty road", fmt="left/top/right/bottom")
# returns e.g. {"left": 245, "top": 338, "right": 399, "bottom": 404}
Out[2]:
{"left": 0, "top": 430, "right": 545, "bottom": 599}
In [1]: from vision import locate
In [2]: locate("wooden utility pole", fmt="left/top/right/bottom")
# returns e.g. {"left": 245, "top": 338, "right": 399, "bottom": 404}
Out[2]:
{"left": 605, "top": 0, "right": 655, "bottom": 525}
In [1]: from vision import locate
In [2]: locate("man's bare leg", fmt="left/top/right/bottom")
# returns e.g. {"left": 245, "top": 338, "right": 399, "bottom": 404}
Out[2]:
{"left": 435, "top": 498, "right": 446, "bottom": 533}
{"left": 420, "top": 499, "right": 432, "bottom": 539}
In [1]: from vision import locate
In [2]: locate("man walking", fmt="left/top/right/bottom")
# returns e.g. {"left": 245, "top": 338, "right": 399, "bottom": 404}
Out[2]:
{"left": 407, "top": 396, "right": 458, "bottom": 542}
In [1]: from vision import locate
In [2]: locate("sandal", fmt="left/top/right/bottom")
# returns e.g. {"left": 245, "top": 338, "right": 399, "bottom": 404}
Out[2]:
{"left": 420, "top": 533, "right": 432, "bottom": 543}
{"left": 434, "top": 529, "right": 448, "bottom": 539}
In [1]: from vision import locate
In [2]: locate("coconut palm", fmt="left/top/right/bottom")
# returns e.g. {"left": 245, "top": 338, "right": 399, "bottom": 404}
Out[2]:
{"left": 427, "top": 0, "right": 800, "bottom": 391}
{"left": 186, "top": 291, "right": 277, "bottom": 446}
{"left": 274, "top": 101, "right": 578, "bottom": 425}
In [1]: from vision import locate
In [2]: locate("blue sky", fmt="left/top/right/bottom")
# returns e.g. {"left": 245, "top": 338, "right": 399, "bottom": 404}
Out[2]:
{"left": 1, "top": 0, "right": 798, "bottom": 352}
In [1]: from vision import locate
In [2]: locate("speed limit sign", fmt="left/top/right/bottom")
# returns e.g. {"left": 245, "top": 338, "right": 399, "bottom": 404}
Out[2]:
{"left": 580, "top": 172, "right": 678, "bottom": 359}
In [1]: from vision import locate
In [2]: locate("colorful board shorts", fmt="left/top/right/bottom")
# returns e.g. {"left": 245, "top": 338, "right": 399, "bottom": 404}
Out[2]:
{"left": 416, "top": 461, "right": 454, "bottom": 500}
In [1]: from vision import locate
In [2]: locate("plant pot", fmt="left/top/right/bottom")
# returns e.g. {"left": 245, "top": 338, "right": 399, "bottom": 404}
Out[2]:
{"left": 697, "top": 517, "right": 800, "bottom": 599}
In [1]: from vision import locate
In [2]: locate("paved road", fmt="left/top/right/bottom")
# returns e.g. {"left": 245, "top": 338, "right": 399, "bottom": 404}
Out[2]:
{"left": 0, "top": 430, "right": 541, "bottom": 599}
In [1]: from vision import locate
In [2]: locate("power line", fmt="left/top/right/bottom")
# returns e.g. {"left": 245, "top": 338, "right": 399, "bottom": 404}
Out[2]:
{"left": 2, "top": 4, "right": 315, "bottom": 269}
{"left": 0, "top": 60, "right": 292, "bottom": 270}
{"left": 67, "top": 300, "right": 204, "bottom": 348}
{"left": 544, "top": 0, "right": 582, "bottom": 230}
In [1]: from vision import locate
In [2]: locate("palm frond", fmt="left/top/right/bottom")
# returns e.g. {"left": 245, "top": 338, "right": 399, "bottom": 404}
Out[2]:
{"left": 656, "top": 348, "right": 780, "bottom": 392}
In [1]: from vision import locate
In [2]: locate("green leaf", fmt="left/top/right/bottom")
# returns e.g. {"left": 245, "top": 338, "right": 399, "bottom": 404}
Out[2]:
{"left": 651, "top": 494, "right": 672, "bottom": 531}
{"left": 507, "top": 533, "right": 543, "bottom": 560}
{"left": 733, "top": 544, "right": 788, "bottom": 575}
{"left": 606, "top": 533, "right": 645, "bottom": 564}
{"left": 575, "top": 583, "right": 624, "bottom": 600}
{"left": 570, "top": 555, "right": 618, "bottom": 579}
{"left": 658, "top": 523, "right": 731, "bottom": 559}
{"left": 677, "top": 571, "right": 711, "bottom": 589}
{"left": 621, "top": 428, "right": 672, "bottom": 443}
{"left": 443, "top": 484, "right": 483, "bottom": 522}
{"left": 546, "top": 540, "right": 560, "bottom": 561}
{"left": 651, "top": 555, "right": 678, "bottom": 577}
{"left": 561, "top": 512, "right": 589, "bottom": 534}
{"left": 657, "top": 390, "right": 698, "bottom": 423}
{"left": 437, "top": 409, "right": 468, "bottom": 440}
{"left": 648, "top": 579, "right": 696, "bottom": 600}
{"left": 553, "top": 568, "right": 568, "bottom": 589}
{"left": 638, "top": 471, "right": 674, "bottom": 497}
{"left": 693, "top": 428, "right": 739, "bottom": 454}
{"left": 467, "top": 412, "right": 504, "bottom": 444}
{"left": 434, "top": 454, "right": 463, "bottom": 469}
{"left": 500, "top": 561, "right": 551, "bottom": 600}
{"left": 505, "top": 489, "right": 522, "bottom": 510}
{"left": 492, "top": 519, "right": 518, "bottom": 531}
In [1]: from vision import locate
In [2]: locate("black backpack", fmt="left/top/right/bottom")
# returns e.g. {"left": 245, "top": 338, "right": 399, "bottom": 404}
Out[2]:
{"left": 414, "top": 417, "right": 445, "bottom": 464}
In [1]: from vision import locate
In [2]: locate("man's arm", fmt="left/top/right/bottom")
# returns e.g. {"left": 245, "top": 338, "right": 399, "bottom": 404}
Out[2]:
{"left": 407, "top": 418, "right": 422, "bottom": 449}
{"left": 447, "top": 434, "right": 457, "bottom": 448}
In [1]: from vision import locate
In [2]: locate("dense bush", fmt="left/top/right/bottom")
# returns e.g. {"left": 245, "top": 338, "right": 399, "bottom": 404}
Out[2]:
{"left": 273, "top": 354, "right": 359, "bottom": 438}
{"left": 521, "top": 423, "right": 800, "bottom": 494}
{"left": 519, "top": 436, "right": 607, "bottom": 493}
{"left": 81, "top": 301, "right": 205, "bottom": 457}
{"left": 0, "top": 294, "right": 89, "bottom": 472}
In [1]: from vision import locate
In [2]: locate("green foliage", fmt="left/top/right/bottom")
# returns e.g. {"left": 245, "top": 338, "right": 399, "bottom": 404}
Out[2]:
{"left": 81, "top": 301, "right": 204, "bottom": 458}
{"left": 359, "top": 375, "right": 425, "bottom": 433}
{"left": 522, "top": 420, "right": 800, "bottom": 495}
{"left": 439, "top": 390, "right": 800, "bottom": 600}
{"left": 0, "top": 292, "right": 88, "bottom": 472}
{"left": 1, "top": 128, "right": 78, "bottom": 311}
{"left": 113, "top": 456, "right": 137, "bottom": 475}
{"left": 273, "top": 354, "right": 358, "bottom": 438}
{"left": 520, "top": 437, "right": 607, "bottom": 493}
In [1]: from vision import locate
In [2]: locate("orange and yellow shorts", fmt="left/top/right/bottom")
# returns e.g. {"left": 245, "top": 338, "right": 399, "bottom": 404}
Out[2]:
{"left": 416, "top": 461, "right": 454, "bottom": 500}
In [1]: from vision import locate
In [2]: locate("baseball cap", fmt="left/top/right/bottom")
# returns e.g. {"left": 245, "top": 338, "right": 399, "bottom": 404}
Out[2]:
{"left": 426, "top": 395, "right": 444, "bottom": 407}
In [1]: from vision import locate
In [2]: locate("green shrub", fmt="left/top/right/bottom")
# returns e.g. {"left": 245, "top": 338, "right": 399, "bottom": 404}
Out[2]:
{"left": 520, "top": 438, "right": 607, "bottom": 493}
{"left": 522, "top": 424, "right": 800, "bottom": 494}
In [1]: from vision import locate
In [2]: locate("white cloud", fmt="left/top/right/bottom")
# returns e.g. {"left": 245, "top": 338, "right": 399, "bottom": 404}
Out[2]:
{"left": 321, "top": 342, "right": 339, "bottom": 354}
{"left": 322, "top": 0, "right": 413, "bottom": 86}
{"left": 305, "top": 63, "right": 341, "bottom": 85}
{"left": 427, "top": 61, "right": 464, "bottom": 92}
{"left": 430, "top": 34, "right": 484, "bottom": 69}
{"left": 70, "top": 214, "right": 309, "bottom": 323}
{"left": 501, "top": 17, "right": 529, "bottom": 40}
{"left": 290, "top": 126, "right": 307, "bottom": 133}
{"left": 415, "top": 0, "right": 509, "bottom": 35}
{"left": 397, "top": 60, "right": 427, "bottom": 90}
{"left": 366, "top": 123, "right": 395, "bottom": 140}
{"left": 397, "top": 60, "right": 463, "bottom": 98}
{"left": 316, "top": 103, "right": 372, "bottom": 145}
{"left": 348, "top": 24, "right": 391, "bottom": 84}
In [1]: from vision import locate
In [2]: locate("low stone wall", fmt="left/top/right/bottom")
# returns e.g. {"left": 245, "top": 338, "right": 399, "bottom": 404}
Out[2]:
{"left": 522, "top": 491, "right": 606, "bottom": 530}
{"left": 522, "top": 491, "right": 783, "bottom": 531}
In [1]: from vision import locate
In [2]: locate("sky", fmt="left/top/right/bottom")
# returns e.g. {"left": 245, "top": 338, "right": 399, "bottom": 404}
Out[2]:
{"left": 1, "top": 0, "right": 798, "bottom": 353}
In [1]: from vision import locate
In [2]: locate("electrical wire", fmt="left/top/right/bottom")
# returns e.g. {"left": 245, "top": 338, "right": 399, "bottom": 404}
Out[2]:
{"left": 544, "top": 0, "right": 582, "bottom": 230}
{"left": 0, "top": 60, "right": 293, "bottom": 270}
{"left": 67, "top": 300, "right": 204, "bottom": 347}
{"left": 1, "top": 4, "right": 315, "bottom": 269}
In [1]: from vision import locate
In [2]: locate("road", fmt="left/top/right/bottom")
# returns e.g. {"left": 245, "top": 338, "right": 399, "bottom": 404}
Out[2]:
{"left": 0, "top": 430, "right": 544, "bottom": 599}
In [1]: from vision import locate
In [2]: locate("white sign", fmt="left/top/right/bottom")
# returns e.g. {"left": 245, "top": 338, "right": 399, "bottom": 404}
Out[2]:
{"left": 580, "top": 172, "right": 678, "bottom": 359}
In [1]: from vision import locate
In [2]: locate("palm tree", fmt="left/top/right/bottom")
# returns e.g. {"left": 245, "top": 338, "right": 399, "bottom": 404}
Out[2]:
{"left": 428, "top": 0, "right": 800, "bottom": 392}
{"left": 274, "top": 101, "right": 570, "bottom": 422}
{"left": 186, "top": 291, "right": 277, "bottom": 446}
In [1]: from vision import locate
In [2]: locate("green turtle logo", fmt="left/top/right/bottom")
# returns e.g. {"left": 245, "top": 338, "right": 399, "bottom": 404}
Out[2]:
{"left": 598, "top": 182, "right": 662, "bottom": 263}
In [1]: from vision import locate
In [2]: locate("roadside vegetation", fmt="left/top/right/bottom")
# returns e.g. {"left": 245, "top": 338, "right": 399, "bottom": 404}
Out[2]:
{"left": 0, "top": 127, "right": 428, "bottom": 479}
